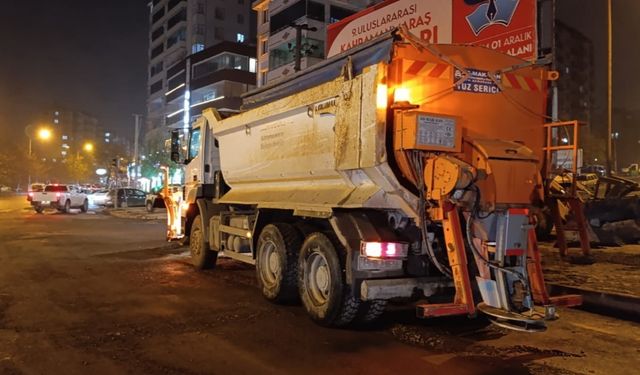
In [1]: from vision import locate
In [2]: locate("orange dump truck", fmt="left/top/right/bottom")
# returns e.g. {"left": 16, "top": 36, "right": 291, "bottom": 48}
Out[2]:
{"left": 169, "top": 29, "right": 580, "bottom": 331}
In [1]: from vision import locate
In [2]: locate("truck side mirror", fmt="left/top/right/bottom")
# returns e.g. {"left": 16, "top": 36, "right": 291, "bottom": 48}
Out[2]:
{"left": 170, "top": 130, "right": 181, "bottom": 163}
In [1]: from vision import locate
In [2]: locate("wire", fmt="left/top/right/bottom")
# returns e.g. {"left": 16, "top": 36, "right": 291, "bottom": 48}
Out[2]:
{"left": 410, "top": 150, "right": 452, "bottom": 278}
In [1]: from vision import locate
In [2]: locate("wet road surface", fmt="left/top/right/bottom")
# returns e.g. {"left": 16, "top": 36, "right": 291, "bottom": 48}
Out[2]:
{"left": 0, "top": 194, "right": 638, "bottom": 374}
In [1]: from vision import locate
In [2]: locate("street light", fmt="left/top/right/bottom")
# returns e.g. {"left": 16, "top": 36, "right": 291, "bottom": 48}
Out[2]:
{"left": 83, "top": 142, "right": 94, "bottom": 152}
{"left": 25, "top": 125, "right": 54, "bottom": 187}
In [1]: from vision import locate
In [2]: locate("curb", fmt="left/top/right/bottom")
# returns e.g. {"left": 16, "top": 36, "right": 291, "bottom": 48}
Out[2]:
{"left": 103, "top": 208, "right": 166, "bottom": 221}
{"left": 548, "top": 283, "right": 640, "bottom": 322}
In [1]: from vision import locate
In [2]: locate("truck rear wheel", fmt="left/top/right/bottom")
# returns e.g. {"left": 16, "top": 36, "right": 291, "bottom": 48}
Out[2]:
{"left": 298, "top": 232, "right": 359, "bottom": 327}
{"left": 354, "top": 300, "right": 387, "bottom": 325}
{"left": 80, "top": 199, "right": 88, "bottom": 213}
{"left": 190, "top": 214, "right": 218, "bottom": 269}
{"left": 63, "top": 200, "right": 71, "bottom": 214}
{"left": 256, "top": 223, "right": 301, "bottom": 303}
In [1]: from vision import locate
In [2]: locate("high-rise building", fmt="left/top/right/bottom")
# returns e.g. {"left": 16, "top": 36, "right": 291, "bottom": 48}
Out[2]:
{"left": 147, "top": 0, "right": 256, "bottom": 131}
{"left": 252, "top": 0, "right": 371, "bottom": 87}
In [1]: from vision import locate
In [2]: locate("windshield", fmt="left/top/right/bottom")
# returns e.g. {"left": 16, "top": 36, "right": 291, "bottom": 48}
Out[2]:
{"left": 44, "top": 185, "right": 68, "bottom": 192}
{"left": 189, "top": 128, "right": 201, "bottom": 160}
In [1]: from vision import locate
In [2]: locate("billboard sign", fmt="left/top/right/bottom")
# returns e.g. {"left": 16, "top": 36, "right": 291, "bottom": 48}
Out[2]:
{"left": 453, "top": 0, "right": 537, "bottom": 60}
{"left": 326, "top": 0, "right": 452, "bottom": 58}
{"left": 327, "top": 0, "right": 537, "bottom": 61}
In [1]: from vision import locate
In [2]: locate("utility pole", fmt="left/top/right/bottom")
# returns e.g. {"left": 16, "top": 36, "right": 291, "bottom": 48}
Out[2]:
{"left": 133, "top": 114, "right": 142, "bottom": 187}
{"left": 606, "top": 0, "right": 613, "bottom": 175}
{"left": 290, "top": 23, "right": 317, "bottom": 72}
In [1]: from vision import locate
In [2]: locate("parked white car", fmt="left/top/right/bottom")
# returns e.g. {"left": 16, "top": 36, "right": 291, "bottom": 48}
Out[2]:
{"left": 90, "top": 190, "right": 110, "bottom": 206}
{"left": 29, "top": 184, "right": 89, "bottom": 214}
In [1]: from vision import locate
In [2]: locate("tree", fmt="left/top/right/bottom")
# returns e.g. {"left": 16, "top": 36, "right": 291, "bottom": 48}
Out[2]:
{"left": 65, "top": 154, "right": 92, "bottom": 184}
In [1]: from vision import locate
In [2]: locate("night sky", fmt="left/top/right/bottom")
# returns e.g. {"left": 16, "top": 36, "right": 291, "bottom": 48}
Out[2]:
{"left": 0, "top": 0, "right": 637, "bottom": 143}
{"left": 0, "top": 0, "right": 148, "bottom": 139}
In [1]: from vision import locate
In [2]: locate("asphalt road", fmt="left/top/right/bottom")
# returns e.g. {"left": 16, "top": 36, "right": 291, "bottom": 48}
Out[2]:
{"left": 0, "top": 194, "right": 638, "bottom": 375}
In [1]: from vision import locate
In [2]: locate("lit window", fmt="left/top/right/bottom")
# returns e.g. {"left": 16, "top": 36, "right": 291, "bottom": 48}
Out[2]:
{"left": 105, "top": 132, "right": 110, "bottom": 137}
{"left": 105, "top": 138, "right": 110, "bottom": 143}
{"left": 192, "top": 43, "right": 204, "bottom": 53}
{"left": 61, "top": 151, "right": 67, "bottom": 156}
{"left": 62, "top": 143, "right": 69, "bottom": 149}
{"left": 237, "top": 33, "right": 245, "bottom": 43}
{"left": 54, "top": 119, "right": 59, "bottom": 124}
{"left": 62, "top": 135, "right": 68, "bottom": 140}
{"left": 249, "top": 58, "right": 256, "bottom": 73}
{"left": 54, "top": 111, "right": 59, "bottom": 116}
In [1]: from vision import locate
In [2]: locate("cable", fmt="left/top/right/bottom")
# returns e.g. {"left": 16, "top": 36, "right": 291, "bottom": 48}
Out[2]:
{"left": 410, "top": 150, "right": 452, "bottom": 278}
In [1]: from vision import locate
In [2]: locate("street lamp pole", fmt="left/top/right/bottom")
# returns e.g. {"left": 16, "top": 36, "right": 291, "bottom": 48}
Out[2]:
{"left": 606, "top": 0, "right": 613, "bottom": 176}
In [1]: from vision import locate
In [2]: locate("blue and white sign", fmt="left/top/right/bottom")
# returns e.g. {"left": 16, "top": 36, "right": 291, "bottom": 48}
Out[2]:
{"left": 454, "top": 68, "right": 501, "bottom": 94}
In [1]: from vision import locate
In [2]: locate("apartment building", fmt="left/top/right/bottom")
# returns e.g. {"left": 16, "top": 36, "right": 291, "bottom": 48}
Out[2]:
{"left": 252, "top": 0, "right": 372, "bottom": 87}
{"left": 147, "top": 0, "right": 255, "bottom": 130}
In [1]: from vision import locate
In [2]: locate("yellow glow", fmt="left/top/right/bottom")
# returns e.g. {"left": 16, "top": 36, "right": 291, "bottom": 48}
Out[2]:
{"left": 376, "top": 84, "right": 388, "bottom": 109}
{"left": 393, "top": 87, "right": 411, "bottom": 103}
{"left": 181, "top": 202, "right": 190, "bottom": 212}
{"left": 83, "top": 142, "right": 94, "bottom": 152}
{"left": 37, "top": 128, "right": 52, "bottom": 140}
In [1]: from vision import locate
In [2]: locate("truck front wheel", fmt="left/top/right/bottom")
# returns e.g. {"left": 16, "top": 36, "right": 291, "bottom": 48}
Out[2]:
{"left": 256, "top": 223, "right": 301, "bottom": 303}
{"left": 298, "top": 232, "right": 359, "bottom": 327}
{"left": 190, "top": 215, "right": 217, "bottom": 270}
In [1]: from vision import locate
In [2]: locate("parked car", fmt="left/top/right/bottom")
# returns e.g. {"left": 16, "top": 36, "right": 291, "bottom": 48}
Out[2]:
{"left": 90, "top": 190, "right": 110, "bottom": 206}
{"left": 106, "top": 188, "right": 147, "bottom": 208}
{"left": 145, "top": 185, "right": 181, "bottom": 212}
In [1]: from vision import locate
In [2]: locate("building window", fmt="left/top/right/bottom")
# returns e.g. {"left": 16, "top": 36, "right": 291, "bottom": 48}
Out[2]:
{"left": 269, "top": 38, "right": 324, "bottom": 70}
{"left": 150, "top": 80, "right": 163, "bottom": 95}
{"left": 194, "top": 23, "right": 205, "bottom": 36}
{"left": 196, "top": 2, "right": 205, "bottom": 14}
{"left": 54, "top": 111, "right": 59, "bottom": 116}
{"left": 215, "top": 7, "right": 225, "bottom": 20}
{"left": 167, "top": 28, "right": 187, "bottom": 49}
{"left": 192, "top": 43, "right": 204, "bottom": 53}
{"left": 53, "top": 119, "right": 59, "bottom": 124}
{"left": 62, "top": 135, "right": 68, "bottom": 140}
{"left": 261, "top": 39, "right": 268, "bottom": 55}
{"left": 236, "top": 33, "right": 245, "bottom": 43}
{"left": 261, "top": 9, "right": 269, "bottom": 24}
{"left": 261, "top": 72, "right": 268, "bottom": 86}
{"left": 105, "top": 132, "right": 111, "bottom": 137}
{"left": 329, "top": 5, "right": 355, "bottom": 24}
{"left": 237, "top": 14, "right": 244, "bottom": 24}
{"left": 249, "top": 58, "right": 257, "bottom": 73}
{"left": 238, "top": 0, "right": 244, "bottom": 4}
{"left": 214, "top": 27, "right": 224, "bottom": 40}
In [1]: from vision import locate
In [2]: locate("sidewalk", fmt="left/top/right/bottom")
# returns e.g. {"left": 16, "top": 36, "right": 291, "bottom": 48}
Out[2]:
{"left": 103, "top": 207, "right": 167, "bottom": 221}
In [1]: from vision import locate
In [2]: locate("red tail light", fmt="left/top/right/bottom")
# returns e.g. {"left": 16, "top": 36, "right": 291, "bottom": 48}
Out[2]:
{"left": 361, "top": 242, "right": 408, "bottom": 258}
{"left": 56, "top": 192, "right": 61, "bottom": 199}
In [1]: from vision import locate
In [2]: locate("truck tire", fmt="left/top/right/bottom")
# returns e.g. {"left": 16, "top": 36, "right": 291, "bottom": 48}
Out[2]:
{"left": 298, "top": 232, "right": 359, "bottom": 327}
{"left": 80, "top": 199, "right": 89, "bottom": 213}
{"left": 34, "top": 205, "right": 44, "bottom": 214}
{"left": 256, "top": 223, "right": 301, "bottom": 303}
{"left": 354, "top": 300, "right": 387, "bottom": 325}
{"left": 190, "top": 214, "right": 218, "bottom": 270}
{"left": 63, "top": 200, "right": 71, "bottom": 214}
